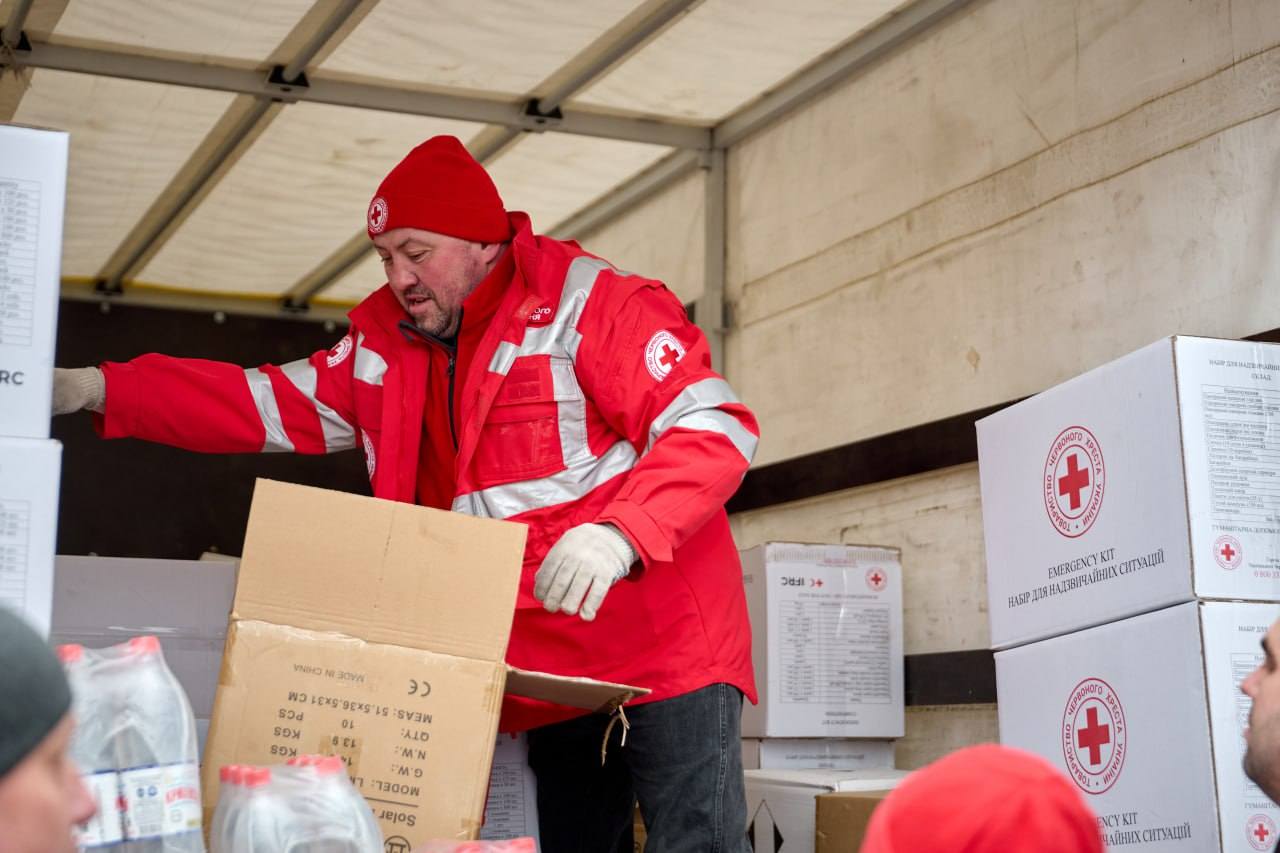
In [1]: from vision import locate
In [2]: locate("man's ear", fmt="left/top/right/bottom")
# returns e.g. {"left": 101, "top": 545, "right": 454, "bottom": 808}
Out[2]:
{"left": 480, "top": 241, "right": 507, "bottom": 265}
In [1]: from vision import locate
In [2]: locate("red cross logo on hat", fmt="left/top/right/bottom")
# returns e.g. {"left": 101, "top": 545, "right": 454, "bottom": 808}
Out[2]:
{"left": 1249, "top": 815, "right": 1276, "bottom": 851}
{"left": 368, "top": 196, "right": 389, "bottom": 234}
{"left": 1043, "top": 426, "right": 1106, "bottom": 538}
{"left": 866, "top": 568, "right": 887, "bottom": 592}
{"left": 1215, "top": 534, "right": 1244, "bottom": 570}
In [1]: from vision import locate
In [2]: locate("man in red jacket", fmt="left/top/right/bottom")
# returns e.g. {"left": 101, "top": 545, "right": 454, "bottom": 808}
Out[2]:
{"left": 54, "top": 135, "right": 759, "bottom": 852}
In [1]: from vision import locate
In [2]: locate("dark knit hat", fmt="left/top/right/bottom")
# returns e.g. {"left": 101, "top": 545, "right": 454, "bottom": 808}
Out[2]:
{"left": 366, "top": 135, "right": 511, "bottom": 243}
{"left": 860, "top": 744, "right": 1103, "bottom": 853}
{"left": 0, "top": 607, "right": 72, "bottom": 777}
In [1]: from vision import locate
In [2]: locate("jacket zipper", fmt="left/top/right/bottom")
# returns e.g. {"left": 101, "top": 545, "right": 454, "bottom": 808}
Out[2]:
{"left": 398, "top": 319, "right": 460, "bottom": 451}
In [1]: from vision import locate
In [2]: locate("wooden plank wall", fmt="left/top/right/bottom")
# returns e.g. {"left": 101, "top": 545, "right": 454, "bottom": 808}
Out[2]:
{"left": 586, "top": 0, "right": 1280, "bottom": 769}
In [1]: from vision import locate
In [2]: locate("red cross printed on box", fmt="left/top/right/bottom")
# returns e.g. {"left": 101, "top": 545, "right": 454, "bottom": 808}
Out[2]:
{"left": 1076, "top": 705, "right": 1111, "bottom": 766}
{"left": 1250, "top": 815, "right": 1278, "bottom": 851}
{"left": 1222, "top": 543, "right": 1237, "bottom": 563}
{"left": 811, "top": 578, "right": 824, "bottom": 588}
{"left": 1058, "top": 453, "right": 1091, "bottom": 511}
{"left": 1216, "top": 535, "right": 1244, "bottom": 570}
{"left": 866, "top": 568, "right": 887, "bottom": 592}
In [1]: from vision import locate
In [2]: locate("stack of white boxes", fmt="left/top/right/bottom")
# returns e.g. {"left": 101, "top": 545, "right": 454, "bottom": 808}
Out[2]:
{"left": 978, "top": 336, "right": 1280, "bottom": 852}
{"left": 739, "top": 542, "right": 908, "bottom": 852}
{"left": 0, "top": 124, "right": 69, "bottom": 637}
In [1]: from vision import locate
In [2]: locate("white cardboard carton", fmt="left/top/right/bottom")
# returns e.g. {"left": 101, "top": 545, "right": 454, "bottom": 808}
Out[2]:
{"left": 741, "top": 738, "right": 895, "bottom": 772}
{"left": 741, "top": 543, "right": 904, "bottom": 738}
{"left": 0, "top": 125, "right": 67, "bottom": 440}
{"left": 49, "top": 556, "right": 237, "bottom": 754}
{"left": 745, "top": 768, "right": 908, "bottom": 853}
{"left": 0, "top": 438, "right": 61, "bottom": 634}
{"left": 997, "top": 600, "right": 1280, "bottom": 852}
{"left": 978, "top": 336, "right": 1280, "bottom": 648}
{"left": 480, "top": 733, "right": 539, "bottom": 844}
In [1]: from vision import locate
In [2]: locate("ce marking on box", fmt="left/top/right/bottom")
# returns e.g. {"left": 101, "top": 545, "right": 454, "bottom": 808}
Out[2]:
{"left": 407, "top": 679, "right": 432, "bottom": 697}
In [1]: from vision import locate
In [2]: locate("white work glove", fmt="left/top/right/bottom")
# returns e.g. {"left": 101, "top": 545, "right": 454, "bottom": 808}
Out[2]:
{"left": 52, "top": 367, "right": 105, "bottom": 415}
{"left": 534, "top": 523, "right": 638, "bottom": 621}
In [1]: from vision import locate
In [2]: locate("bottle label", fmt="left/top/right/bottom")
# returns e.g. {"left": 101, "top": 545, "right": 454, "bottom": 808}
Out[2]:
{"left": 121, "top": 762, "right": 202, "bottom": 839}
{"left": 76, "top": 770, "right": 124, "bottom": 847}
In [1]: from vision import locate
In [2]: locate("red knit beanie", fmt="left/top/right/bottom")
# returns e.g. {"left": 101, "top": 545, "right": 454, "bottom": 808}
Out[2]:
{"left": 860, "top": 744, "right": 1103, "bottom": 853}
{"left": 366, "top": 135, "right": 511, "bottom": 243}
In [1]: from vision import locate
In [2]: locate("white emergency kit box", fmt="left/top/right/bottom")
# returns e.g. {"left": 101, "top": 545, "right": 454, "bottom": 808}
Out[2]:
{"left": 997, "top": 600, "right": 1280, "bottom": 852}
{"left": 741, "top": 738, "right": 895, "bottom": 772}
{"left": 978, "top": 336, "right": 1280, "bottom": 648}
{"left": 745, "top": 768, "right": 908, "bottom": 853}
{"left": 480, "top": 733, "right": 539, "bottom": 844}
{"left": 741, "top": 543, "right": 904, "bottom": 738}
{"left": 0, "top": 124, "right": 67, "bottom": 440}
{"left": 0, "top": 438, "right": 61, "bottom": 634}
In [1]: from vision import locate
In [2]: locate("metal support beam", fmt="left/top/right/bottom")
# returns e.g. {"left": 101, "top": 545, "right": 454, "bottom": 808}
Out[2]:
{"left": 92, "top": 1, "right": 372, "bottom": 292}
{"left": 697, "top": 149, "right": 726, "bottom": 371}
{"left": 3, "top": 39, "right": 711, "bottom": 150}
{"left": 0, "top": 0, "right": 34, "bottom": 49}
{"left": 713, "top": 0, "right": 974, "bottom": 148}
{"left": 61, "top": 280, "right": 351, "bottom": 325}
{"left": 549, "top": 149, "right": 701, "bottom": 240}
{"left": 533, "top": 0, "right": 702, "bottom": 116}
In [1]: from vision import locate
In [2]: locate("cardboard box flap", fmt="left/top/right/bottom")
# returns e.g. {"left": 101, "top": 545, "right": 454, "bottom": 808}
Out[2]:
{"left": 233, "top": 480, "right": 528, "bottom": 661}
{"left": 504, "top": 666, "right": 650, "bottom": 713}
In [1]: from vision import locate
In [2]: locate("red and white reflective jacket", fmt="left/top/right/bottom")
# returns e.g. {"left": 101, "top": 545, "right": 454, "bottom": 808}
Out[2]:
{"left": 96, "top": 213, "right": 759, "bottom": 731}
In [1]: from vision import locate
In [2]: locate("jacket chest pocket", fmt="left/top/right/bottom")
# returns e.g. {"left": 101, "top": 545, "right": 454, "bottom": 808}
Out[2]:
{"left": 473, "top": 355, "right": 580, "bottom": 487}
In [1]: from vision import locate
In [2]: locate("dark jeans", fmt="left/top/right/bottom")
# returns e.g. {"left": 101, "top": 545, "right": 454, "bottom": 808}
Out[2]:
{"left": 526, "top": 683, "right": 749, "bottom": 853}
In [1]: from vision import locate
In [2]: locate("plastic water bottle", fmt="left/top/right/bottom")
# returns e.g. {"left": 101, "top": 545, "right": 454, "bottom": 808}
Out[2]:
{"left": 59, "top": 636, "right": 205, "bottom": 852}
{"left": 210, "top": 757, "right": 381, "bottom": 852}
{"left": 59, "top": 643, "right": 126, "bottom": 851}
{"left": 115, "top": 636, "right": 204, "bottom": 852}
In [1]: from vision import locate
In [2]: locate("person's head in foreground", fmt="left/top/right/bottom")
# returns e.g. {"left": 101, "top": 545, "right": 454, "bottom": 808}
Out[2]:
{"left": 0, "top": 607, "right": 95, "bottom": 853}
{"left": 860, "top": 743, "right": 1103, "bottom": 853}
{"left": 1243, "top": 617, "right": 1280, "bottom": 803}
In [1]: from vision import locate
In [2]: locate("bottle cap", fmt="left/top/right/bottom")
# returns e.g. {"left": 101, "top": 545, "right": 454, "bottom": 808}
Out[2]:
{"left": 245, "top": 767, "right": 272, "bottom": 788}
{"left": 56, "top": 644, "right": 84, "bottom": 664}
{"left": 316, "top": 756, "right": 345, "bottom": 776}
{"left": 126, "top": 636, "right": 161, "bottom": 656}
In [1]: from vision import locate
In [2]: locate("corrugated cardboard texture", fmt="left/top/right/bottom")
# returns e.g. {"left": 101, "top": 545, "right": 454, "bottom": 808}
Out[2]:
{"left": 203, "top": 619, "right": 505, "bottom": 843}
{"left": 233, "top": 480, "right": 528, "bottom": 661}
{"left": 815, "top": 791, "right": 890, "bottom": 852}
{"left": 504, "top": 666, "right": 648, "bottom": 712}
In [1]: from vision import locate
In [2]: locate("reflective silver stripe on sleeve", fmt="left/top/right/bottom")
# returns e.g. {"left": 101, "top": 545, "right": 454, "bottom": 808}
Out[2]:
{"left": 647, "top": 378, "right": 757, "bottom": 464}
{"left": 353, "top": 333, "right": 388, "bottom": 386}
{"left": 243, "top": 368, "right": 294, "bottom": 453}
{"left": 279, "top": 359, "right": 357, "bottom": 453}
{"left": 452, "top": 439, "right": 638, "bottom": 520}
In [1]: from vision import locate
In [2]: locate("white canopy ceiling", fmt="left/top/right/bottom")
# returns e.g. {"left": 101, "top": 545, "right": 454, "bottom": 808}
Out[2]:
{"left": 0, "top": 0, "right": 914, "bottom": 317}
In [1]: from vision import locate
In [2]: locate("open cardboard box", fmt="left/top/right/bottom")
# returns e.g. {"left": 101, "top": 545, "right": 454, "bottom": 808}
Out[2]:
{"left": 202, "top": 480, "right": 647, "bottom": 846}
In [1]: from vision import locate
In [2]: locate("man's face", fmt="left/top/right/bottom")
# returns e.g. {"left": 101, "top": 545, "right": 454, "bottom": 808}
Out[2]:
{"left": 0, "top": 715, "right": 95, "bottom": 853}
{"left": 1243, "top": 620, "right": 1280, "bottom": 799}
{"left": 373, "top": 227, "right": 501, "bottom": 338}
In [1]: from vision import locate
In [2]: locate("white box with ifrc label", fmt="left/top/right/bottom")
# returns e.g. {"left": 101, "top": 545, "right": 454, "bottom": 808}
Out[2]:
{"left": 0, "top": 438, "right": 61, "bottom": 635}
{"left": 745, "top": 768, "right": 909, "bottom": 853}
{"left": 741, "top": 738, "right": 895, "bottom": 772}
{"left": 480, "top": 733, "right": 539, "bottom": 844}
{"left": 0, "top": 124, "right": 67, "bottom": 440}
{"left": 741, "top": 543, "right": 903, "bottom": 738}
{"left": 978, "top": 336, "right": 1280, "bottom": 649}
{"left": 997, "top": 600, "right": 1280, "bottom": 853}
